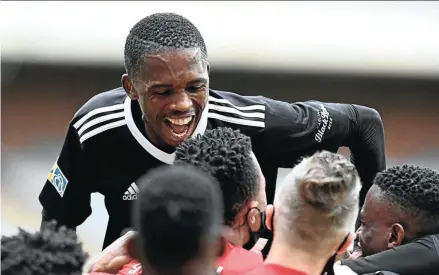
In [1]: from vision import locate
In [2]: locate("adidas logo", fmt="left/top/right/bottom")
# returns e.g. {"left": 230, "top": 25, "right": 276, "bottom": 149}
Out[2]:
{"left": 123, "top": 182, "right": 139, "bottom": 201}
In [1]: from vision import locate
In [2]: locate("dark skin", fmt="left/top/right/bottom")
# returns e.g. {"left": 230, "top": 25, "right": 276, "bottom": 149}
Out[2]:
{"left": 122, "top": 48, "right": 210, "bottom": 150}
{"left": 357, "top": 185, "right": 406, "bottom": 257}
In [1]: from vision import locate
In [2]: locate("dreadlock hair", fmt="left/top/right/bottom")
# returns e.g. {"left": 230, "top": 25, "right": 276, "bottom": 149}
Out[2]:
{"left": 174, "top": 127, "right": 259, "bottom": 226}
{"left": 124, "top": 13, "right": 207, "bottom": 77}
{"left": 1, "top": 220, "right": 88, "bottom": 275}
{"left": 373, "top": 164, "right": 439, "bottom": 238}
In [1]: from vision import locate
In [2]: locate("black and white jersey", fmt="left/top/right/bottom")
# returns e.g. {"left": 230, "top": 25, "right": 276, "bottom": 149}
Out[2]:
{"left": 39, "top": 87, "right": 386, "bottom": 249}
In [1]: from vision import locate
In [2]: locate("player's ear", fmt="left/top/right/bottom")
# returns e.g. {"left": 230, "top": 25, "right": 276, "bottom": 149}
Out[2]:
{"left": 207, "top": 62, "right": 210, "bottom": 74}
{"left": 388, "top": 223, "right": 405, "bottom": 249}
{"left": 122, "top": 74, "right": 139, "bottom": 100}
{"left": 265, "top": 204, "right": 274, "bottom": 231}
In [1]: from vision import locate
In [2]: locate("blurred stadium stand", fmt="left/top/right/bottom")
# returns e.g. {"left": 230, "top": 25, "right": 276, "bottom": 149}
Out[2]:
{"left": 2, "top": 2, "right": 439, "bottom": 255}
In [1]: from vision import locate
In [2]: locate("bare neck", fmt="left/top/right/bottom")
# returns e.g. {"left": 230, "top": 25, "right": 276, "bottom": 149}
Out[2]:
{"left": 265, "top": 239, "right": 331, "bottom": 275}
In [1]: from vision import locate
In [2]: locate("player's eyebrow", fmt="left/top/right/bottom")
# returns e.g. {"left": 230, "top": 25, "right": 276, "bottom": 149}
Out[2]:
{"left": 187, "top": 78, "right": 207, "bottom": 85}
{"left": 149, "top": 83, "right": 173, "bottom": 89}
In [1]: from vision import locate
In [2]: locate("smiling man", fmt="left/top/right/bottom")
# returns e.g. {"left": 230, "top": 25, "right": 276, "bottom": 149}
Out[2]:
{"left": 38, "top": 13, "right": 386, "bottom": 250}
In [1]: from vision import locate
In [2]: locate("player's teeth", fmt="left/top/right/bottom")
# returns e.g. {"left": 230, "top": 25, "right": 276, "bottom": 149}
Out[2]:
{"left": 168, "top": 117, "right": 193, "bottom": 125}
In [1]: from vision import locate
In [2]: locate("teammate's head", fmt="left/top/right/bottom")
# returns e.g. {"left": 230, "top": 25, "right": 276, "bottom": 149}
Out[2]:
{"left": 1, "top": 221, "right": 88, "bottom": 275}
{"left": 131, "top": 165, "right": 223, "bottom": 274}
{"left": 175, "top": 127, "right": 267, "bottom": 246}
{"left": 359, "top": 165, "right": 439, "bottom": 257}
{"left": 122, "top": 13, "right": 209, "bottom": 149}
{"left": 268, "top": 151, "right": 360, "bottom": 259}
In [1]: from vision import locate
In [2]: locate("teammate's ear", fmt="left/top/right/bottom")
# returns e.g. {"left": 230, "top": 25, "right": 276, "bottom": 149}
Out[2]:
{"left": 122, "top": 74, "right": 139, "bottom": 100}
{"left": 206, "top": 62, "right": 210, "bottom": 74}
{"left": 388, "top": 223, "right": 404, "bottom": 249}
{"left": 265, "top": 204, "right": 274, "bottom": 231}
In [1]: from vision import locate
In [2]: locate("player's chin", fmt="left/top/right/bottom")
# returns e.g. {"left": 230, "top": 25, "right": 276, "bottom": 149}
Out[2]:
{"left": 161, "top": 116, "right": 197, "bottom": 147}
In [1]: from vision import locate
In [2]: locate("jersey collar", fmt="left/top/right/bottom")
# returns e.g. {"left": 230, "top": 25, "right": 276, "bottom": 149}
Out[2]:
{"left": 124, "top": 96, "right": 209, "bottom": 164}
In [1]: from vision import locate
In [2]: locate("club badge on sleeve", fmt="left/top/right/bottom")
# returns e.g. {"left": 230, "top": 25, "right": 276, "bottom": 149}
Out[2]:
{"left": 47, "top": 162, "right": 69, "bottom": 197}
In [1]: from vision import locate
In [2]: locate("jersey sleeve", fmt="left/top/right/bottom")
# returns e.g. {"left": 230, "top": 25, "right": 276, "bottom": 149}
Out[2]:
{"left": 38, "top": 121, "right": 94, "bottom": 228}
{"left": 263, "top": 98, "right": 386, "bottom": 204}
{"left": 263, "top": 98, "right": 355, "bottom": 166}
{"left": 341, "top": 234, "right": 439, "bottom": 275}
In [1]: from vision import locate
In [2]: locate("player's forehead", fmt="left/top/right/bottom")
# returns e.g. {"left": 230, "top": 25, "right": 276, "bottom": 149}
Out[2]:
{"left": 139, "top": 48, "right": 208, "bottom": 84}
{"left": 362, "top": 185, "right": 391, "bottom": 221}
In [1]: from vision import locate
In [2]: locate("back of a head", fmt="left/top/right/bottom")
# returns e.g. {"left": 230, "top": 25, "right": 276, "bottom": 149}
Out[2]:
{"left": 373, "top": 164, "right": 439, "bottom": 238}
{"left": 275, "top": 151, "right": 362, "bottom": 251}
{"left": 1, "top": 221, "right": 88, "bottom": 275}
{"left": 132, "top": 165, "right": 223, "bottom": 272}
{"left": 174, "top": 127, "right": 258, "bottom": 226}
{"left": 124, "top": 12, "right": 207, "bottom": 77}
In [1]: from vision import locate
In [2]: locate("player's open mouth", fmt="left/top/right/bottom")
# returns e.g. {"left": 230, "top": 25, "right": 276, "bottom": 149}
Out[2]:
{"left": 164, "top": 115, "right": 196, "bottom": 141}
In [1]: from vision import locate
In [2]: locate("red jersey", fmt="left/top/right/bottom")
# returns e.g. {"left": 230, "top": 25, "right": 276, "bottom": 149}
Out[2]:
{"left": 101, "top": 242, "right": 263, "bottom": 275}
{"left": 116, "top": 260, "right": 143, "bottom": 275}
{"left": 215, "top": 242, "right": 263, "bottom": 275}
{"left": 246, "top": 263, "right": 308, "bottom": 275}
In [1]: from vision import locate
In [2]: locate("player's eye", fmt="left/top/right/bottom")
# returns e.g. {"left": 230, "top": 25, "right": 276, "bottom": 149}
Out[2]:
{"left": 187, "top": 84, "right": 206, "bottom": 93}
{"left": 152, "top": 89, "right": 172, "bottom": 95}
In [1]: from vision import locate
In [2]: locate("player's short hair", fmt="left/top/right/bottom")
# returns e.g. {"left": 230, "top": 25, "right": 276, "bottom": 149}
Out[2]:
{"left": 175, "top": 127, "right": 258, "bottom": 226}
{"left": 373, "top": 164, "right": 439, "bottom": 237}
{"left": 1, "top": 221, "right": 88, "bottom": 275}
{"left": 275, "top": 151, "right": 361, "bottom": 252}
{"left": 124, "top": 12, "right": 207, "bottom": 77}
{"left": 132, "top": 165, "right": 223, "bottom": 271}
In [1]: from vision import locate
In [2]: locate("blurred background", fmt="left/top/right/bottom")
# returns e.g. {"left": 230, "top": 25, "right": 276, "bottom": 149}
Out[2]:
{"left": 2, "top": 1, "right": 439, "bottom": 255}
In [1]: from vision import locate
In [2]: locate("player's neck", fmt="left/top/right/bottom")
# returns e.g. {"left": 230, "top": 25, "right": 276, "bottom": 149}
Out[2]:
{"left": 265, "top": 239, "right": 329, "bottom": 275}
{"left": 143, "top": 122, "right": 175, "bottom": 154}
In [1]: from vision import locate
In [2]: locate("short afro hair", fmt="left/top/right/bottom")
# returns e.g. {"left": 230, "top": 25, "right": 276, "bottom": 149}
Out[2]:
{"left": 175, "top": 127, "right": 258, "bottom": 226}
{"left": 373, "top": 164, "right": 439, "bottom": 237}
{"left": 124, "top": 13, "right": 207, "bottom": 77}
{"left": 1, "top": 221, "right": 88, "bottom": 275}
{"left": 132, "top": 164, "right": 223, "bottom": 271}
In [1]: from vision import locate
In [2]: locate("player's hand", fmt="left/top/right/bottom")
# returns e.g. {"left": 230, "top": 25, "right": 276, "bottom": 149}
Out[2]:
{"left": 83, "top": 231, "right": 136, "bottom": 274}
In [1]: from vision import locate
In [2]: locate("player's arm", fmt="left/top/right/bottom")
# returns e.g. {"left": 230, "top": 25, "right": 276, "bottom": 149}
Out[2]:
{"left": 39, "top": 121, "right": 94, "bottom": 229}
{"left": 263, "top": 98, "right": 386, "bottom": 204}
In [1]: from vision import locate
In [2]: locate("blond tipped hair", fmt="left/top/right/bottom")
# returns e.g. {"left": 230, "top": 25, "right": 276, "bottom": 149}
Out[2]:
{"left": 274, "top": 151, "right": 362, "bottom": 252}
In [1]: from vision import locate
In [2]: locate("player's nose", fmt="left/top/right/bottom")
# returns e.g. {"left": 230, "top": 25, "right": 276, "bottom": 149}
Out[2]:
{"left": 170, "top": 92, "right": 193, "bottom": 113}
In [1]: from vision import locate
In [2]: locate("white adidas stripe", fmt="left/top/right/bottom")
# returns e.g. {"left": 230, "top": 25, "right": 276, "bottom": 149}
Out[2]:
{"left": 79, "top": 120, "right": 127, "bottom": 143}
{"left": 73, "top": 104, "right": 124, "bottom": 129}
{"left": 124, "top": 183, "right": 139, "bottom": 195}
{"left": 77, "top": 112, "right": 125, "bottom": 135}
{"left": 208, "top": 113, "right": 265, "bottom": 128}
{"left": 131, "top": 182, "right": 140, "bottom": 193}
{"left": 209, "top": 96, "right": 265, "bottom": 111}
{"left": 209, "top": 104, "right": 265, "bottom": 119}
